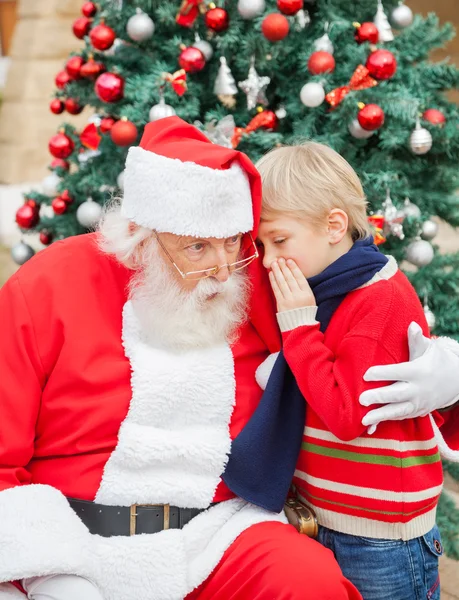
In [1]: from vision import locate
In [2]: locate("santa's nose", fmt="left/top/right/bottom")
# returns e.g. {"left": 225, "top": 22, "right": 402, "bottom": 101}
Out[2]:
{"left": 213, "top": 266, "right": 230, "bottom": 283}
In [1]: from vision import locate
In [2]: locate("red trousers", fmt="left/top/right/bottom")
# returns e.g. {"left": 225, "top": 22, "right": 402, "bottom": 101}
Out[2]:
{"left": 187, "top": 522, "right": 362, "bottom": 600}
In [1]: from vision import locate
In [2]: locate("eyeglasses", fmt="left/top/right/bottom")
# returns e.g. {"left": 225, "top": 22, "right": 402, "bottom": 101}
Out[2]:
{"left": 153, "top": 231, "right": 259, "bottom": 280}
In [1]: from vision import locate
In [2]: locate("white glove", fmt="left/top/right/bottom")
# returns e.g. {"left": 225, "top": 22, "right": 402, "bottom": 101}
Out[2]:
{"left": 360, "top": 322, "right": 459, "bottom": 431}
{"left": 255, "top": 352, "right": 280, "bottom": 390}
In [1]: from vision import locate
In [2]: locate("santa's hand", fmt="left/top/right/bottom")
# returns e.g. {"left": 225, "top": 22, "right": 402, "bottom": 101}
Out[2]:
{"left": 269, "top": 259, "right": 315, "bottom": 313}
{"left": 360, "top": 322, "right": 459, "bottom": 430}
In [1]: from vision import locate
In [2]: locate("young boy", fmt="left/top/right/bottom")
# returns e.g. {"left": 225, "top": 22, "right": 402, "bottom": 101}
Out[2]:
{"left": 256, "top": 142, "right": 444, "bottom": 600}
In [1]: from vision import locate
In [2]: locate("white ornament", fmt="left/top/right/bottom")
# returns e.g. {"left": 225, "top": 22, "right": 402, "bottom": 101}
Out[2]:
{"left": 214, "top": 57, "right": 238, "bottom": 108}
{"left": 410, "top": 118, "right": 433, "bottom": 155}
{"left": 237, "top": 0, "right": 266, "bottom": 19}
{"left": 405, "top": 239, "right": 434, "bottom": 267}
{"left": 374, "top": 0, "right": 394, "bottom": 42}
{"left": 42, "top": 172, "right": 61, "bottom": 197}
{"left": 11, "top": 240, "right": 35, "bottom": 265}
{"left": 88, "top": 113, "right": 102, "bottom": 127}
{"left": 194, "top": 115, "right": 235, "bottom": 148}
{"left": 149, "top": 95, "right": 176, "bottom": 122}
{"left": 348, "top": 119, "right": 374, "bottom": 139}
{"left": 314, "top": 32, "right": 334, "bottom": 55}
{"left": 424, "top": 303, "right": 436, "bottom": 330}
{"left": 104, "top": 38, "right": 124, "bottom": 57}
{"left": 300, "top": 82, "right": 325, "bottom": 108}
{"left": 391, "top": 2, "right": 413, "bottom": 28}
{"left": 295, "top": 9, "right": 310, "bottom": 31}
{"left": 78, "top": 149, "right": 102, "bottom": 164}
{"left": 117, "top": 170, "right": 125, "bottom": 191}
{"left": 421, "top": 219, "right": 439, "bottom": 241}
{"left": 238, "top": 56, "right": 271, "bottom": 110}
{"left": 382, "top": 189, "right": 405, "bottom": 239}
{"left": 275, "top": 105, "right": 287, "bottom": 119}
{"left": 403, "top": 197, "right": 422, "bottom": 218}
{"left": 193, "top": 34, "right": 213, "bottom": 61}
{"left": 126, "top": 9, "right": 155, "bottom": 42}
{"left": 76, "top": 198, "right": 103, "bottom": 229}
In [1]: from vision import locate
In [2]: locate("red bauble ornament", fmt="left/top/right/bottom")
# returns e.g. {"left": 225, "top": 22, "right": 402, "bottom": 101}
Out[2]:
{"left": 366, "top": 49, "right": 397, "bottom": 80}
{"left": 50, "top": 158, "right": 70, "bottom": 171}
{"left": 82, "top": 1, "right": 97, "bottom": 17}
{"left": 72, "top": 16, "right": 92, "bottom": 39}
{"left": 60, "top": 189, "right": 74, "bottom": 204}
{"left": 308, "top": 51, "right": 335, "bottom": 75}
{"left": 65, "top": 98, "right": 84, "bottom": 115}
{"left": 357, "top": 103, "right": 385, "bottom": 131}
{"left": 65, "top": 56, "right": 84, "bottom": 79}
{"left": 262, "top": 13, "right": 289, "bottom": 42}
{"left": 55, "top": 70, "right": 71, "bottom": 89}
{"left": 95, "top": 72, "right": 124, "bottom": 103}
{"left": 422, "top": 108, "right": 446, "bottom": 126}
{"left": 178, "top": 46, "right": 206, "bottom": 73}
{"left": 90, "top": 23, "right": 116, "bottom": 51}
{"left": 50, "top": 99, "right": 65, "bottom": 114}
{"left": 52, "top": 197, "right": 68, "bottom": 215}
{"left": 100, "top": 117, "right": 116, "bottom": 133}
{"left": 204, "top": 7, "right": 229, "bottom": 32}
{"left": 39, "top": 230, "right": 53, "bottom": 245}
{"left": 80, "top": 58, "right": 105, "bottom": 78}
{"left": 276, "top": 0, "right": 303, "bottom": 16}
{"left": 110, "top": 119, "right": 138, "bottom": 146}
{"left": 355, "top": 22, "right": 379, "bottom": 44}
{"left": 49, "top": 133, "right": 75, "bottom": 159}
{"left": 16, "top": 203, "right": 39, "bottom": 229}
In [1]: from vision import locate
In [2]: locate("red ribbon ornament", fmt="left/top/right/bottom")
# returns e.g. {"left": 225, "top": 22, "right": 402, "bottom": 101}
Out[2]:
{"left": 232, "top": 110, "right": 278, "bottom": 148}
{"left": 80, "top": 123, "right": 101, "bottom": 150}
{"left": 162, "top": 70, "right": 187, "bottom": 96}
{"left": 325, "top": 65, "right": 378, "bottom": 108}
{"left": 176, "top": 0, "right": 205, "bottom": 27}
{"left": 368, "top": 214, "right": 386, "bottom": 246}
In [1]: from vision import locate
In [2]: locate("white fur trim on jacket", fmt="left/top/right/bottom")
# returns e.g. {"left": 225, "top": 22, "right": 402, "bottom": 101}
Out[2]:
{"left": 121, "top": 147, "right": 254, "bottom": 238}
{"left": 0, "top": 584, "right": 25, "bottom": 599}
{"left": 95, "top": 301, "right": 236, "bottom": 508}
{"left": 255, "top": 352, "right": 280, "bottom": 391}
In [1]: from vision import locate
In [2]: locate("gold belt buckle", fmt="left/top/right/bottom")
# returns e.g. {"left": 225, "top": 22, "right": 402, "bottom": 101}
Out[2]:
{"left": 129, "top": 504, "right": 170, "bottom": 535}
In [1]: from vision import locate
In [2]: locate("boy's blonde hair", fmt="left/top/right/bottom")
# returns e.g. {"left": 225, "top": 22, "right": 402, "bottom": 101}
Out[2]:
{"left": 256, "top": 142, "right": 370, "bottom": 241}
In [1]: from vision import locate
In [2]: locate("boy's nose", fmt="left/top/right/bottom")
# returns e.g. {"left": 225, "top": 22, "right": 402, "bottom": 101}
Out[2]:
{"left": 262, "top": 252, "right": 273, "bottom": 270}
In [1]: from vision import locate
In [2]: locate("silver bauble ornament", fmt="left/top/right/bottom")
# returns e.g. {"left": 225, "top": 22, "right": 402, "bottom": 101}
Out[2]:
{"left": 237, "top": 0, "right": 266, "bottom": 19}
{"left": 11, "top": 240, "right": 35, "bottom": 265}
{"left": 42, "top": 172, "right": 61, "bottom": 197}
{"left": 403, "top": 198, "right": 421, "bottom": 219}
{"left": 348, "top": 119, "right": 374, "bottom": 139}
{"left": 374, "top": 0, "right": 394, "bottom": 42}
{"left": 76, "top": 198, "right": 103, "bottom": 229}
{"left": 382, "top": 189, "right": 405, "bottom": 239}
{"left": 117, "top": 170, "right": 125, "bottom": 191}
{"left": 193, "top": 35, "right": 213, "bottom": 61}
{"left": 410, "top": 119, "right": 433, "bottom": 155}
{"left": 149, "top": 96, "right": 176, "bottom": 122}
{"left": 300, "top": 82, "right": 325, "bottom": 108}
{"left": 391, "top": 3, "right": 413, "bottom": 28}
{"left": 424, "top": 304, "right": 436, "bottom": 331}
{"left": 405, "top": 239, "right": 434, "bottom": 267}
{"left": 314, "top": 33, "right": 334, "bottom": 55}
{"left": 421, "top": 219, "right": 439, "bottom": 241}
{"left": 126, "top": 9, "right": 155, "bottom": 42}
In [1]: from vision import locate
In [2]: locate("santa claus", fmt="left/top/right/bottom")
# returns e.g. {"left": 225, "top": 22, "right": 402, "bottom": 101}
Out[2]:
{"left": 0, "top": 117, "right": 458, "bottom": 600}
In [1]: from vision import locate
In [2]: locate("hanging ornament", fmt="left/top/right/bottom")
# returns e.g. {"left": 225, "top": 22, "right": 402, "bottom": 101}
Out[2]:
{"left": 11, "top": 241, "right": 35, "bottom": 265}
{"left": 76, "top": 198, "right": 103, "bottom": 228}
{"left": 300, "top": 82, "right": 325, "bottom": 108}
{"left": 238, "top": 57, "right": 271, "bottom": 110}
{"left": 110, "top": 118, "right": 138, "bottom": 146}
{"left": 314, "top": 31, "right": 334, "bottom": 55}
{"left": 100, "top": 117, "right": 116, "bottom": 133}
{"left": 402, "top": 197, "right": 422, "bottom": 218}
{"left": 82, "top": 2, "right": 97, "bottom": 17}
{"left": 127, "top": 8, "right": 155, "bottom": 42}
{"left": 194, "top": 115, "right": 236, "bottom": 148}
{"left": 357, "top": 103, "right": 385, "bottom": 131}
{"left": 409, "top": 117, "right": 432, "bottom": 155}
{"left": 72, "top": 16, "right": 92, "bottom": 40}
{"left": 366, "top": 49, "right": 397, "bottom": 80}
{"left": 405, "top": 238, "right": 434, "bottom": 267}
{"left": 162, "top": 70, "right": 187, "bottom": 96}
{"left": 50, "top": 99, "right": 65, "bottom": 114}
{"left": 95, "top": 72, "right": 124, "bottom": 103}
{"left": 50, "top": 158, "right": 70, "bottom": 171}
{"left": 277, "top": 0, "right": 303, "bottom": 16}
{"left": 374, "top": 0, "right": 394, "bottom": 42}
{"left": 295, "top": 9, "right": 310, "bottom": 30}
{"left": 55, "top": 70, "right": 71, "bottom": 89}
{"left": 39, "top": 230, "right": 53, "bottom": 246}
{"left": 176, "top": 0, "right": 206, "bottom": 28}
{"left": 348, "top": 119, "right": 374, "bottom": 139}
{"left": 80, "top": 57, "right": 105, "bottom": 78}
{"left": 149, "top": 94, "right": 176, "bottom": 121}
{"left": 238, "top": 0, "right": 266, "bottom": 19}
{"left": 422, "top": 108, "right": 446, "bottom": 126}
{"left": 80, "top": 123, "right": 101, "bottom": 150}
{"left": 117, "top": 170, "right": 125, "bottom": 191}
{"left": 103, "top": 38, "right": 125, "bottom": 57}
{"left": 214, "top": 57, "right": 238, "bottom": 108}
{"left": 16, "top": 202, "right": 39, "bottom": 229}
{"left": 42, "top": 172, "right": 61, "bottom": 196}
{"left": 49, "top": 132, "right": 74, "bottom": 159}
{"left": 308, "top": 51, "right": 335, "bottom": 75}
{"left": 60, "top": 190, "right": 74, "bottom": 205}
{"left": 66, "top": 56, "right": 84, "bottom": 79}
{"left": 90, "top": 22, "right": 116, "bottom": 51}
{"left": 354, "top": 22, "right": 379, "bottom": 44}
{"left": 421, "top": 219, "right": 439, "bottom": 241}
{"left": 262, "top": 13, "right": 289, "bottom": 42}
{"left": 275, "top": 105, "right": 287, "bottom": 119}
{"left": 325, "top": 65, "right": 377, "bottom": 108}
{"left": 368, "top": 214, "right": 386, "bottom": 245}
{"left": 205, "top": 5, "right": 229, "bottom": 33}
{"left": 51, "top": 197, "right": 68, "bottom": 215}
{"left": 65, "top": 98, "right": 84, "bottom": 115}
{"left": 391, "top": 2, "right": 413, "bottom": 29}
{"left": 178, "top": 45, "right": 206, "bottom": 73}
{"left": 423, "top": 303, "right": 436, "bottom": 331}
{"left": 232, "top": 110, "right": 278, "bottom": 148}
{"left": 193, "top": 34, "right": 213, "bottom": 61}
{"left": 382, "top": 189, "right": 405, "bottom": 239}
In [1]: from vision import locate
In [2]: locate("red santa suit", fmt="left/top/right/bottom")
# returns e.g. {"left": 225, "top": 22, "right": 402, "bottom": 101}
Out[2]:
{"left": 0, "top": 118, "right": 360, "bottom": 600}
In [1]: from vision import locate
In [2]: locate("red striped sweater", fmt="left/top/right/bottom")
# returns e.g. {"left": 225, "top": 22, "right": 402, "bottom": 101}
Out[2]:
{"left": 282, "top": 258, "right": 443, "bottom": 540}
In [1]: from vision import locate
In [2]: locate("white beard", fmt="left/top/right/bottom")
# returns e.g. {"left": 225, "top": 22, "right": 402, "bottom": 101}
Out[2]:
{"left": 128, "top": 243, "right": 250, "bottom": 351}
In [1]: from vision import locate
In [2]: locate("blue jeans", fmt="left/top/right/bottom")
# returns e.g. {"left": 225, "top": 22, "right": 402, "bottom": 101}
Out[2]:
{"left": 317, "top": 524, "right": 443, "bottom": 600}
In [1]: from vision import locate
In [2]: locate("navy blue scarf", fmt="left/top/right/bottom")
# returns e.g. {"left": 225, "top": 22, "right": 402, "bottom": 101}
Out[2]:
{"left": 222, "top": 238, "right": 388, "bottom": 512}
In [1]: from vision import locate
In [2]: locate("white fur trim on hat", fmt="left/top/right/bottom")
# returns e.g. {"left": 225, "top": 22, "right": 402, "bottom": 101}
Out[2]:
{"left": 121, "top": 147, "right": 254, "bottom": 238}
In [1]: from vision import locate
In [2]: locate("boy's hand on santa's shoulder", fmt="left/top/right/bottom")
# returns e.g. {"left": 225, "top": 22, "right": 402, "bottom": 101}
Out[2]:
{"left": 269, "top": 258, "right": 316, "bottom": 313}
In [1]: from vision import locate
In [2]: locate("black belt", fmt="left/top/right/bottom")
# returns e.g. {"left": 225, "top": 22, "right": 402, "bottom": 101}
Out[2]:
{"left": 68, "top": 498, "right": 211, "bottom": 537}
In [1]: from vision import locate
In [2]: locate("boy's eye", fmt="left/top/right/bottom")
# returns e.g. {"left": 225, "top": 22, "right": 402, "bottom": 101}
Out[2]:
{"left": 274, "top": 238, "right": 286, "bottom": 244}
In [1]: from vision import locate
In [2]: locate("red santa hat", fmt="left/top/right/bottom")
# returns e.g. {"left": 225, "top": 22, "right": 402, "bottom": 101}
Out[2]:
{"left": 121, "top": 116, "right": 262, "bottom": 239}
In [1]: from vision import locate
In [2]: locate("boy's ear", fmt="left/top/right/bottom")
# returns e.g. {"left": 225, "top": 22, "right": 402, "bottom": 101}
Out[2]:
{"left": 327, "top": 209, "right": 349, "bottom": 245}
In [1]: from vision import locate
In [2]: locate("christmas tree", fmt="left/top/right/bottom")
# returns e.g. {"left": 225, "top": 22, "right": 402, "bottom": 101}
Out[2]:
{"left": 11, "top": 0, "right": 459, "bottom": 555}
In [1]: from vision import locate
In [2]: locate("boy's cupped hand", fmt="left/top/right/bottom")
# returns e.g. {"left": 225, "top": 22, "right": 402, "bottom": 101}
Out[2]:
{"left": 269, "top": 258, "right": 316, "bottom": 313}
